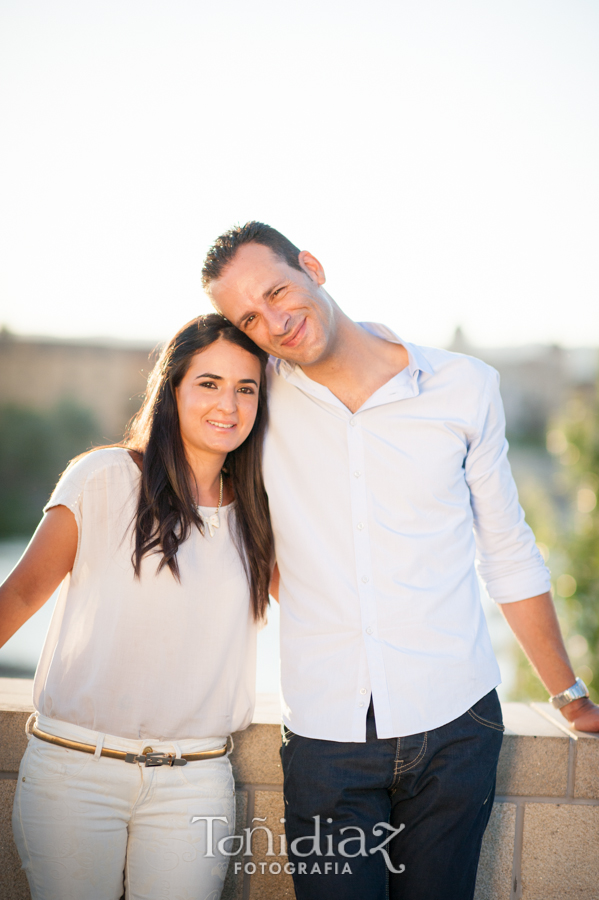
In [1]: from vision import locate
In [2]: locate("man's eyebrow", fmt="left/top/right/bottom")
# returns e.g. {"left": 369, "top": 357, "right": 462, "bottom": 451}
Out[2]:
{"left": 263, "top": 281, "right": 285, "bottom": 301}
{"left": 236, "top": 281, "right": 285, "bottom": 328}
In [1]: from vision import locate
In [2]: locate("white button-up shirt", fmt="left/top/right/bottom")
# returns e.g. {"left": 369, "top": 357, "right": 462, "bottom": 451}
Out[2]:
{"left": 263, "top": 323, "right": 550, "bottom": 742}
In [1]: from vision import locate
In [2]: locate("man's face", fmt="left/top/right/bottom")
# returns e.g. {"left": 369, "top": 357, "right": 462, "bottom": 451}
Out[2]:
{"left": 209, "top": 243, "right": 336, "bottom": 366}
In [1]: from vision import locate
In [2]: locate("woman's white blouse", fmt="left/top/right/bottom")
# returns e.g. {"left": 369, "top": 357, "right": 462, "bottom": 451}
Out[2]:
{"left": 34, "top": 448, "right": 258, "bottom": 741}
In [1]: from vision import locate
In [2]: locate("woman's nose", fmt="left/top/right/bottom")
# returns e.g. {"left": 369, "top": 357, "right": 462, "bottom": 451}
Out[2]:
{"left": 216, "top": 389, "right": 236, "bottom": 412}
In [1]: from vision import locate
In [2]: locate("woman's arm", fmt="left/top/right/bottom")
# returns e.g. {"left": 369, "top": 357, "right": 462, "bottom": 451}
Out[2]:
{"left": 0, "top": 505, "right": 78, "bottom": 648}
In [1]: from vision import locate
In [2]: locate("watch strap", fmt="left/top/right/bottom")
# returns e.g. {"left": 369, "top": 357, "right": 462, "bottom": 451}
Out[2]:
{"left": 549, "top": 677, "right": 590, "bottom": 709}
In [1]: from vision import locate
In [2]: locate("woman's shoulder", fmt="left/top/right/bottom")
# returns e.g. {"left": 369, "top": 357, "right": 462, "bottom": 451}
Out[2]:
{"left": 56, "top": 447, "right": 139, "bottom": 494}
{"left": 45, "top": 447, "right": 139, "bottom": 518}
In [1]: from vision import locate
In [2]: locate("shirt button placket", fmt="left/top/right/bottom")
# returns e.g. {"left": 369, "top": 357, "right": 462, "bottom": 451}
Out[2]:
{"left": 347, "top": 414, "right": 375, "bottom": 652}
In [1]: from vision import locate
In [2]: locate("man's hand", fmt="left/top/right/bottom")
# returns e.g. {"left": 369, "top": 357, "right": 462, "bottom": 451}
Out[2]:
{"left": 500, "top": 591, "right": 599, "bottom": 733}
{"left": 559, "top": 696, "right": 599, "bottom": 732}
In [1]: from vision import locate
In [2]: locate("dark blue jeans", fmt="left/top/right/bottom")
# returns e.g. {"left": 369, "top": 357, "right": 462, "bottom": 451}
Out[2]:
{"left": 280, "top": 689, "right": 504, "bottom": 900}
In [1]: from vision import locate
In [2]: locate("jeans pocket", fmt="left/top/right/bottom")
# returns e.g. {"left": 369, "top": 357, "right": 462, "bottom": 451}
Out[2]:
{"left": 20, "top": 737, "right": 93, "bottom": 785}
{"left": 467, "top": 690, "right": 505, "bottom": 732}
{"left": 177, "top": 755, "right": 235, "bottom": 797}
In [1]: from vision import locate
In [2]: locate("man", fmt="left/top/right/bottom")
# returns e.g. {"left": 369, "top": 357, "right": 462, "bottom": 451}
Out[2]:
{"left": 201, "top": 222, "right": 599, "bottom": 900}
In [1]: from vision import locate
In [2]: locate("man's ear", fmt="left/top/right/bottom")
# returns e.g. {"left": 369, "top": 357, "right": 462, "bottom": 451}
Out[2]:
{"left": 298, "top": 250, "right": 326, "bottom": 286}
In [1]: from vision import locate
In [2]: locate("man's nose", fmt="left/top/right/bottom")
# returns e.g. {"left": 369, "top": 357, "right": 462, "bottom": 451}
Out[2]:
{"left": 264, "top": 307, "right": 291, "bottom": 337}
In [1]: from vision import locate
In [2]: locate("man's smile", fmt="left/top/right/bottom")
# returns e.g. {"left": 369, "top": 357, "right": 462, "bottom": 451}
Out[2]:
{"left": 280, "top": 317, "right": 307, "bottom": 349}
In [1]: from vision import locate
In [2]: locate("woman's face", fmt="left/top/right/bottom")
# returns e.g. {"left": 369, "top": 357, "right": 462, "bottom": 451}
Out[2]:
{"left": 175, "top": 339, "right": 261, "bottom": 463}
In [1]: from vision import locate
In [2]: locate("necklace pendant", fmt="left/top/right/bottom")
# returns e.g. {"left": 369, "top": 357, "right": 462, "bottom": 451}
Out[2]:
{"left": 207, "top": 512, "right": 220, "bottom": 538}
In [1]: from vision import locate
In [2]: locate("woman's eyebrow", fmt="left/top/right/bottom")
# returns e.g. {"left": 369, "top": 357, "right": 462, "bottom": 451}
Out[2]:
{"left": 194, "top": 373, "right": 258, "bottom": 386}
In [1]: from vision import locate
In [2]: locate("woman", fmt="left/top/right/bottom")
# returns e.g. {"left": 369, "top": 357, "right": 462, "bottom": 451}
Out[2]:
{"left": 0, "top": 314, "right": 274, "bottom": 900}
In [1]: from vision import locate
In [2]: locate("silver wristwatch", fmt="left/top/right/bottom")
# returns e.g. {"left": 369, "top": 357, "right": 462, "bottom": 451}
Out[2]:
{"left": 549, "top": 677, "right": 590, "bottom": 709}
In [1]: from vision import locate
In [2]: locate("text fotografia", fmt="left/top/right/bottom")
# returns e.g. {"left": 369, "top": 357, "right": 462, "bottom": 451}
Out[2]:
{"left": 191, "top": 814, "right": 406, "bottom": 875}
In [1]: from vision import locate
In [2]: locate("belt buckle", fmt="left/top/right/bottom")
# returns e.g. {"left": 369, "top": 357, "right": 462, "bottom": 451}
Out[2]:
{"left": 145, "top": 752, "right": 173, "bottom": 767}
{"left": 124, "top": 751, "right": 186, "bottom": 767}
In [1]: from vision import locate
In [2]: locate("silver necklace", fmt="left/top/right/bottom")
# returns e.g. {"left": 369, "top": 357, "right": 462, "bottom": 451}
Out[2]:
{"left": 199, "top": 473, "right": 223, "bottom": 537}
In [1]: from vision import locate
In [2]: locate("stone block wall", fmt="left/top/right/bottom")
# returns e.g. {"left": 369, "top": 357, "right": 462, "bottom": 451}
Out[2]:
{"left": 1, "top": 680, "right": 598, "bottom": 900}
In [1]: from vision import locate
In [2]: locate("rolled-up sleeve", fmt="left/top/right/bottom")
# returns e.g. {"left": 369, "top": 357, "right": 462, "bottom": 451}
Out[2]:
{"left": 465, "top": 367, "right": 551, "bottom": 604}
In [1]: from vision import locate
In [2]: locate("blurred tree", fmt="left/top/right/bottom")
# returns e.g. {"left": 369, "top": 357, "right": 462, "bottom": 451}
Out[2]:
{"left": 509, "top": 379, "right": 599, "bottom": 704}
{"left": 556, "top": 387, "right": 599, "bottom": 703}
{"left": 0, "top": 400, "right": 102, "bottom": 537}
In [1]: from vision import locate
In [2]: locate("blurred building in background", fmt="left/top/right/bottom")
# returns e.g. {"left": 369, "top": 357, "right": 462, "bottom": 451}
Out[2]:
{"left": 448, "top": 327, "right": 598, "bottom": 441}
{"left": 0, "top": 329, "right": 157, "bottom": 536}
{"left": 0, "top": 327, "right": 156, "bottom": 440}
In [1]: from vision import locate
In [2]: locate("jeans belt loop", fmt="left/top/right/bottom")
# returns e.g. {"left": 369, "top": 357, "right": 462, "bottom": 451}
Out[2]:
{"left": 24, "top": 712, "right": 36, "bottom": 743}
{"left": 94, "top": 733, "right": 105, "bottom": 760}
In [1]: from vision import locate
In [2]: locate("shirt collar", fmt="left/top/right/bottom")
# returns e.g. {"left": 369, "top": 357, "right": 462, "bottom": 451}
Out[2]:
{"left": 357, "top": 322, "right": 434, "bottom": 377}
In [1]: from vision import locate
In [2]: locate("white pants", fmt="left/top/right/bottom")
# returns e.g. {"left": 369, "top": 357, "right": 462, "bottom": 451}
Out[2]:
{"left": 12, "top": 715, "right": 236, "bottom": 900}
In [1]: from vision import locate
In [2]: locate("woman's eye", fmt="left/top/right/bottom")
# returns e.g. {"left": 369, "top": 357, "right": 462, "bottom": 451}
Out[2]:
{"left": 238, "top": 387, "right": 255, "bottom": 395}
{"left": 199, "top": 381, "right": 217, "bottom": 389}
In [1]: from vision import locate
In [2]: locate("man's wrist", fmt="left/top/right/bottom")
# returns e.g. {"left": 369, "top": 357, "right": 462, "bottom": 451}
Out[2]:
{"left": 560, "top": 696, "right": 593, "bottom": 722}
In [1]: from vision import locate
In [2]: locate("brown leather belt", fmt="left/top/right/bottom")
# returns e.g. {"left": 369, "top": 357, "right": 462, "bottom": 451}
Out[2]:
{"left": 29, "top": 721, "right": 228, "bottom": 767}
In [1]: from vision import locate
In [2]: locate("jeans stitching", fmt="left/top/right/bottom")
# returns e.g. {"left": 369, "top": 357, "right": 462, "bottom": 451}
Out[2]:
{"left": 467, "top": 709, "right": 505, "bottom": 732}
{"left": 390, "top": 738, "right": 402, "bottom": 792}
{"left": 13, "top": 764, "right": 41, "bottom": 900}
{"left": 397, "top": 731, "right": 428, "bottom": 774}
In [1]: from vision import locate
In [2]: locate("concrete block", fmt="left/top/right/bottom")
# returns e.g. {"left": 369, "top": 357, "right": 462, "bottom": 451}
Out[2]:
{"left": 521, "top": 803, "right": 599, "bottom": 898}
{"left": 529, "top": 702, "right": 599, "bottom": 800}
{"left": 574, "top": 735, "right": 599, "bottom": 800}
{"left": 0, "top": 780, "right": 31, "bottom": 900}
{"left": 0, "top": 679, "right": 34, "bottom": 712}
{"left": 497, "top": 704, "right": 569, "bottom": 797}
{"left": 0, "top": 711, "right": 31, "bottom": 774}
{"left": 222, "top": 789, "right": 248, "bottom": 900}
{"left": 229, "top": 724, "right": 283, "bottom": 786}
{"left": 474, "top": 802, "right": 516, "bottom": 900}
{"left": 249, "top": 790, "right": 294, "bottom": 899}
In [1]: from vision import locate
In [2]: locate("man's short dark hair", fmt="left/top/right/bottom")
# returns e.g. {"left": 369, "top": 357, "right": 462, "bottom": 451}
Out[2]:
{"left": 201, "top": 221, "right": 303, "bottom": 290}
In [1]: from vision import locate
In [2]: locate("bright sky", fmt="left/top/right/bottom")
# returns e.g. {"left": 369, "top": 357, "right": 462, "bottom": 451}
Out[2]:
{"left": 1, "top": 0, "right": 597, "bottom": 349}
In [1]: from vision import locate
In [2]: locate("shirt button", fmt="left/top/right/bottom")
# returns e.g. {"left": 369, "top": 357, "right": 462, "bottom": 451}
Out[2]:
{"left": 350, "top": 419, "right": 356, "bottom": 427}
{"left": 354, "top": 471, "right": 361, "bottom": 478}
{"left": 359, "top": 702, "right": 364, "bottom": 707}
{"left": 360, "top": 688, "right": 367, "bottom": 695}
{"left": 366, "top": 627, "right": 373, "bottom": 635}
{"left": 357, "top": 522, "right": 364, "bottom": 530}
{"left": 362, "top": 576, "right": 369, "bottom": 584}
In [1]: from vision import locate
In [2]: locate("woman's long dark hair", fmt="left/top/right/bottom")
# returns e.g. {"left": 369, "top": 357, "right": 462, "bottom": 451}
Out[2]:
{"left": 125, "top": 314, "right": 273, "bottom": 621}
